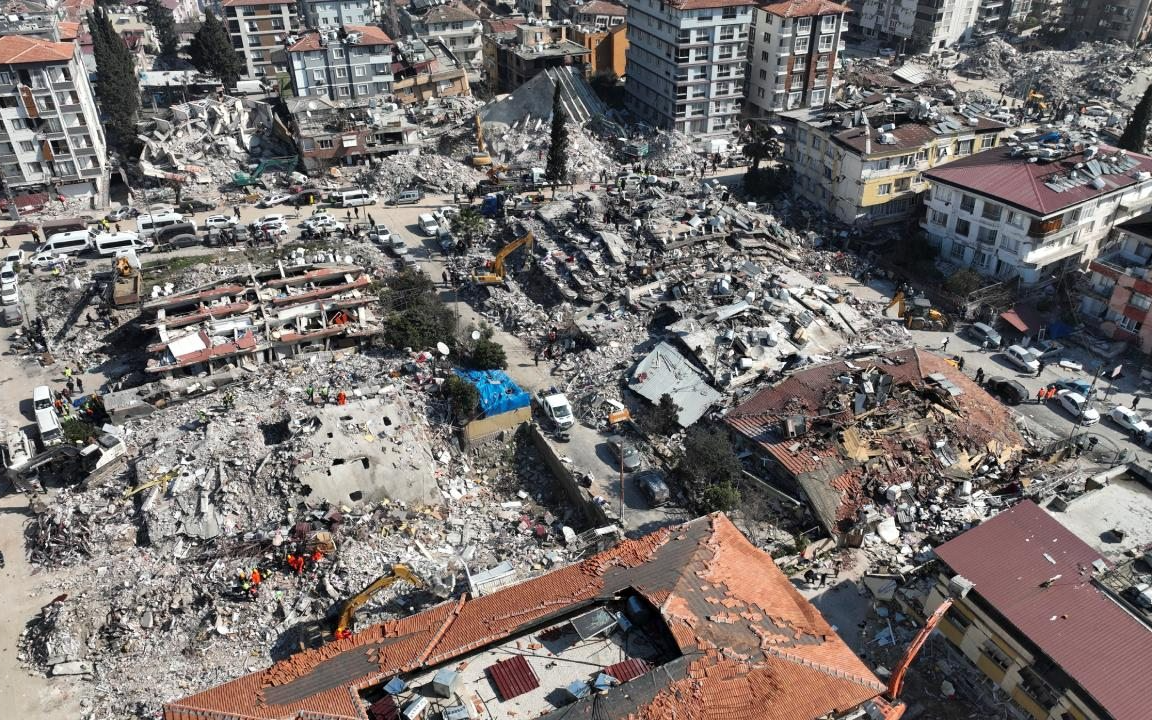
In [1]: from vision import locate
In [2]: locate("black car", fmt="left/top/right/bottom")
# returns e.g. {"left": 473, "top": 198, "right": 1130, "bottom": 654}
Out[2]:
{"left": 177, "top": 199, "right": 216, "bottom": 213}
{"left": 634, "top": 469, "right": 670, "bottom": 507}
{"left": 985, "top": 375, "right": 1029, "bottom": 405}
{"left": 292, "top": 189, "right": 322, "bottom": 206}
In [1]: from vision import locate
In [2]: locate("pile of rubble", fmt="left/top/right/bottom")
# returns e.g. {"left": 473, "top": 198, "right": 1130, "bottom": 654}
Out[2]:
{"left": 351, "top": 153, "right": 488, "bottom": 197}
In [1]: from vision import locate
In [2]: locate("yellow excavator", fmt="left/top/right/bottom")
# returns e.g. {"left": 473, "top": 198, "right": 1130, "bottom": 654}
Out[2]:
{"left": 467, "top": 115, "right": 492, "bottom": 167}
{"left": 884, "top": 291, "right": 953, "bottom": 331}
{"left": 472, "top": 232, "right": 534, "bottom": 285}
{"left": 333, "top": 564, "right": 424, "bottom": 640}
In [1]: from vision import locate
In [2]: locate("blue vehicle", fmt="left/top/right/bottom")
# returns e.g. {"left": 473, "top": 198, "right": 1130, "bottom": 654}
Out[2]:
{"left": 1047, "top": 378, "right": 1096, "bottom": 398}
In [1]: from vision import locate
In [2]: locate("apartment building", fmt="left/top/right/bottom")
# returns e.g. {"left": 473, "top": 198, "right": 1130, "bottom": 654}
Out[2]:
{"left": 780, "top": 97, "right": 1008, "bottom": 226}
{"left": 1079, "top": 212, "right": 1152, "bottom": 348}
{"left": 299, "top": 0, "right": 375, "bottom": 28}
{"left": 487, "top": 22, "right": 590, "bottom": 92}
{"left": 223, "top": 0, "right": 299, "bottom": 80}
{"left": 280, "top": 97, "right": 419, "bottom": 170}
{"left": 1062, "top": 0, "right": 1152, "bottom": 45}
{"left": 625, "top": 0, "right": 752, "bottom": 135}
{"left": 571, "top": 0, "right": 627, "bottom": 27}
{"left": 286, "top": 25, "right": 395, "bottom": 101}
{"left": 931, "top": 501, "right": 1152, "bottom": 720}
{"left": 0, "top": 35, "right": 109, "bottom": 207}
{"left": 922, "top": 140, "right": 1152, "bottom": 285}
{"left": 399, "top": 2, "right": 482, "bottom": 79}
{"left": 745, "top": 0, "right": 849, "bottom": 117}
{"left": 390, "top": 37, "right": 471, "bottom": 104}
{"left": 847, "top": 0, "right": 977, "bottom": 52}
{"left": 570, "top": 22, "right": 628, "bottom": 77}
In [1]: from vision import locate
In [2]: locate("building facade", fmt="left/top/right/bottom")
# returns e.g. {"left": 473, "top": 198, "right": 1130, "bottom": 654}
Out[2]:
{"left": 390, "top": 37, "right": 471, "bottom": 104}
{"left": 781, "top": 99, "right": 1008, "bottom": 227}
{"left": 1062, "top": 0, "right": 1152, "bottom": 45}
{"left": 286, "top": 25, "right": 395, "bottom": 101}
{"left": 625, "top": 0, "right": 752, "bottom": 135}
{"left": 571, "top": 0, "right": 627, "bottom": 26}
{"left": 1078, "top": 213, "right": 1152, "bottom": 350}
{"left": 745, "top": 0, "right": 849, "bottom": 117}
{"left": 570, "top": 22, "right": 628, "bottom": 77}
{"left": 299, "top": 0, "right": 375, "bottom": 29}
{"left": 922, "top": 141, "right": 1152, "bottom": 285}
{"left": 223, "top": 0, "right": 299, "bottom": 80}
{"left": 399, "top": 2, "right": 483, "bottom": 79}
{"left": 0, "top": 35, "right": 109, "bottom": 208}
{"left": 848, "top": 0, "right": 978, "bottom": 53}
{"left": 279, "top": 97, "right": 419, "bottom": 170}
{"left": 486, "top": 23, "right": 591, "bottom": 92}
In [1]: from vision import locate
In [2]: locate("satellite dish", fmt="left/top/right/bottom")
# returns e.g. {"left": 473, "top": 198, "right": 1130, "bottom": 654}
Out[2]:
{"left": 471, "top": 331, "right": 481, "bottom": 340}
{"left": 437, "top": 342, "right": 450, "bottom": 356}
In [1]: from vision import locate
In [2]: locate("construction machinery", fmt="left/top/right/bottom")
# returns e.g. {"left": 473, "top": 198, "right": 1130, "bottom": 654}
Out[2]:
{"left": 232, "top": 155, "right": 298, "bottom": 187}
{"left": 883, "top": 597, "right": 955, "bottom": 716}
{"left": 334, "top": 564, "right": 424, "bottom": 639}
{"left": 467, "top": 115, "right": 492, "bottom": 167}
{"left": 472, "top": 232, "right": 534, "bottom": 285}
{"left": 110, "top": 252, "right": 142, "bottom": 307}
{"left": 1025, "top": 89, "right": 1049, "bottom": 112}
{"left": 884, "top": 291, "right": 953, "bottom": 331}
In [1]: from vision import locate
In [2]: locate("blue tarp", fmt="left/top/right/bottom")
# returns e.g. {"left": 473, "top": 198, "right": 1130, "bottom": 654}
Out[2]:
{"left": 1047, "top": 321, "right": 1075, "bottom": 339}
{"left": 454, "top": 369, "right": 531, "bottom": 417}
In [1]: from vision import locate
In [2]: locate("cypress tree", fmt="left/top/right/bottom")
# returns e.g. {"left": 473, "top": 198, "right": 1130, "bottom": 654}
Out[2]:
{"left": 88, "top": 8, "right": 140, "bottom": 151}
{"left": 545, "top": 83, "right": 569, "bottom": 186}
{"left": 143, "top": 0, "right": 180, "bottom": 58}
{"left": 189, "top": 11, "right": 243, "bottom": 88}
{"left": 1120, "top": 83, "right": 1152, "bottom": 153}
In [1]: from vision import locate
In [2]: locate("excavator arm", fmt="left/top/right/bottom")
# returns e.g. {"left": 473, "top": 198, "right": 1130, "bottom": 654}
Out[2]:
{"left": 334, "top": 564, "right": 424, "bottom": 638}
{"left": 885, "top": 597, "right": 954, "bottom": 701}
{"left": 884, "top": 291, "right": 905, "bottom": 317}
{"left": 472, "top": 232, "right": 534, "bottom": 285}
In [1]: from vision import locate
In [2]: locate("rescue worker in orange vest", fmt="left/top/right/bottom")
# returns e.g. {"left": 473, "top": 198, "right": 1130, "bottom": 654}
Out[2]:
{"left": 336, "top": 391, "right": 347, "bottom": 405}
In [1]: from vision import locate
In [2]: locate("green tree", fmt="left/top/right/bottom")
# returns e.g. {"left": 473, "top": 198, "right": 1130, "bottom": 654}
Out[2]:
{"left": 1120, "top": 83, "right": 1152, "bottom": 153}
{"left": 442, "top": 375, "right": 480, "bottom": 422}
{"left": 189, "top": 11, "right": 243, "bottom": 88}
{"left": 453, "top": 207, "right": 486, "bottom": 252}
{"left": 143, "top": 0, "right": 179, "bottom": 57}
{"left": 674, "top": 427, "right": 743, "bottom": 514}
{"left": 465, "top": 325, "right": 507, "bottom": 370}
{"left": 545, "top": 82, "right": 569, "bottom": 187}
{"left": 642, "top": 393, "right": 681, "bottom": 436}
{"left": 377, "top": 271, "right": 456, "bottom": 350}
{"left": 88, "top": 9, "right": 140, "bottom": 151}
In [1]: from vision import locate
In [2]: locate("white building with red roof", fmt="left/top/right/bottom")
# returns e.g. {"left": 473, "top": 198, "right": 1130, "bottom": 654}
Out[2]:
{"left": 286, "top": 25, "right": 396, "bottom": 102}
{"left": 745, "top": 0, "right": 850, "bottom": 116}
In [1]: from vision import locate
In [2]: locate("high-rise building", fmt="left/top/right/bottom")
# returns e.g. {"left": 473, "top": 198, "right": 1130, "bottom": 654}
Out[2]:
{"left": 0, "top": 35, "right": 109, "bottom": 207}
{"left": 624, "top": 0, "right": 753, "bottom": 135}
{"left": 1063, "top": 0, "right": 1152, "bottom": 45}
{"left": 222, "top": 0, "right": 300, "bottom": 80}
{"left": 286, "top": 25, "right": 395, "bottom": 101}
{"left": 848, "top": 0, "right": 978, "bottom": 53}
{"left": 299, "top": 0, "right": 376, "bottom": 28}
{"left": 399, "top": 2, "right": 483, "bottom": 80}
{"left": 745, "top": 0, "right": 849, "bottom": 117}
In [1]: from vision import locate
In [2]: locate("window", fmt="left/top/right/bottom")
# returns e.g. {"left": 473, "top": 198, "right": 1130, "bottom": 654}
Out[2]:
{"left": 318, "top": 138, "right": 333, "bottom": 149}
{"left": 787, "top": 91, "right": 802, "bottom": 108}
{"left": 1131, "top": 292, "right": 1152, "bottom": 310}
{"left": 1066, "top": 207, "right": 1083, "bottom": 223}
{"left": 337, "top": 86, "right": 349, "bottom": 96}
{"left": 930, "top": 209, "right": 948, "bottom": 225}
{"left": 356, "top": 84, "right": 368, "bottom": 95}
{"left": 759, "top": 69, "right": 767, "bottom": 80}
{"left": 312, "top": 69, "right": 325, "bottom": 81}
{"left": 974, "top": 250, "right": 992, "bottom": 268}
{"left": 0, "top": 71, "right": 9, "bottom": 84}
{"left": 55, "top": 160, "right": 76, "bottom": 176}
{"left": 1006, "top": 210, "right": 1024, "bottom": 228}
{"left": 796, "top": 17, "right": 812, "bottom": 32}
{"left": 794, "top": 36, "right": 809, "bottom": 53}
{"left": 977, "top": 226, "right": 998, "bottom": 245}
{"left": 875, "top": 158, "right": 891, "bottom": 171}
{"left": 822, "top": 15, "right": 837, "bottom": 31}
{"left": 336, "top": 67, "right": 348, "bottom": 78}
{"left": 955, "top": 218, "right": 971, "bottom": 237}
{"left": 960, "top": 194, "right": 976, "bottom": 213}
{"left": 760, "top": 50, "right": 771, "bottom": 61}
{"left": 1, "top": 162, "right": 21, "bottom": 178}
{"left": 722, "top": 6, "right": 738, "bottom": 18}
{"left": 246, "top": 20, "right": 258, "bottom": 32}
{"left": 818, "top": 34, "right": 833, "bottom": 51}
{"left": 763, "top": 31, "right": 771, "bottom": 42}
{"left": 333, "top": 48, "right": 345, "bottom": 59}
{"left": 981, "top": 134, "right": 996, "bottom": 149}
{"left": 0, "top": 142, "right": 11, "bottom": 154}
{"left": 956, "top": 139, "right": 975, "bottom": 155}
{"left": 354, "top": 66, "right": 366, "bottom": 77}
{"left": 811, "top": 89, "right": 825, "bottom": 105}
{"left": 877, "top": 183, "right": 892, "bottom": 196}
{"left": 895, "top": 177, "right": 911, "bottom": 192}
{"left": 250, "top": 49, "right": 264, "bottom": 61}
{"left": 271, "top": 17, "right": 284, "bottom": 29}
{"left": 19, "top": 141, "right": 35, "bottom": 153}
{"left": 981, "top": 202, "right": 1002, "bottom": 221}
{"left": 946, "top": 608, "right": 971, "bottom": 630}
{"left": 812, "top": 136, "right": 822, "bottom": 150}
{"left": 1120, "top": 314, "right": 1143, "bottom": 332}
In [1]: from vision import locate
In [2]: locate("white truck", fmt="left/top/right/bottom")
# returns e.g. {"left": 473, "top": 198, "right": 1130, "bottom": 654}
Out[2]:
{"left": 536, "top": 390, "right": 575, "bottom": 431}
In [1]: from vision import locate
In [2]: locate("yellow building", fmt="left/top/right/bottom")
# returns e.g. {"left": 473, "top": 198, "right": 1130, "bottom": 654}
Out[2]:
{"left": 570, "top": 22, "right": 628, "bottom": 79}
{"left": 929, "top": 500, "right": 1152, "bottom": 720}
{"left": 779, "top": 100, "right": 1012, "bottom": 227}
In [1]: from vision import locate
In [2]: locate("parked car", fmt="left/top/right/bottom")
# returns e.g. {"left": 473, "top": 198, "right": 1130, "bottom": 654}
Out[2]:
{"left": 1, "top": 283, "right": 19, "bottom": 305}
{"left": 401, "top": 256, "right": 422, "bottom": 273}
{"left": 0, "top": 221, "right": 38, "bottom": 237}
{"left": 1109, "top": 406, "right": 1151, "bottom": 436}
{"left": 257, "top": 193, "right": 292, "bottom": 208}
{"left": 385, "top": 234, "right": 408, "bottom": 256}
{"left": 1056, "top": 390, "right": 1100, "bottom": 425}
{"left": 1047, "top": 379, "right": 1096, "bottom": 398}
{"left": 1003, "top": 344, "right": 1040, "bottom": 374}
{"left": 204, "top": 214, "right": 238, "bottom": 229}
{"left": 984, "top": 376, "right": 1029, "bottom": 405}
{"left": 3, "top": 250, "right": 23, "bottom": 268}
{"left": 301, "top": 216, "right": 345, "bottom": 232}
{"left": 105, "top": 206, "right": 139, "bottom": 222}
{"left": 254, "top": 213, "right": 287, "bottom": 225}
{"left": 177, "top": 198, "right": 215, "bottom": 213}
{"left": 634, "top": 469, "right": 670, "bottom": 507}
{"left": 370, "top": 226, "right": 393, "bottom": 245}
{"left": 391, "top": 189, "right": 423, "bottom": 205}
{"left": 967, "top": 322, "right": 1002, "bottom": 349}
{"left": 438, "top": 230, "right": 457, "bottom": 253}
{"left": 29, "top": 251, "right": 67, "bottom": 269}
{"left": 606, "top": 435, "right": 643, "bottom": 472}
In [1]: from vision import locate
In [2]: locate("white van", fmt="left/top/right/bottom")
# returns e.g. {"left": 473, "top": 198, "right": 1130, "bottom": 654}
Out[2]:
{"left": 334, "top": 189, "right": 377, "bottom": 208}
{"left": 33, "top": 385, "right": 52, "bottom": 412}
{"left": 35, "top": 406, "right": 62, "bottom": 447}
{"left": 137, "top": 212, "right": 189, "bottom": 238}
{"left": 417, "top": 213, "right": 440, "bottom": 236}
{"left": 42, "top": 229, "right": 95, "bottom": 256}
{"left": 94, "top": 232, "right": 151, "bottom": 257}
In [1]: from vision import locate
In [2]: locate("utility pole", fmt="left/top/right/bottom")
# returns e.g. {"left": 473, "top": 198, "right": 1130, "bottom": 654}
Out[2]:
{"left": 618, "top": 451, "right": 625, "bottom": 527}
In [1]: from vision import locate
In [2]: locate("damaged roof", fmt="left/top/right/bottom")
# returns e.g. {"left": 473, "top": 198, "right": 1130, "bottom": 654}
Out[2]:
{"left": 935, "top": 501, "right": 1152, "bottom": 720}
{"left": 630, "top": 341, "right": 723, "bottom": 427}
{"left": 0, "top": 34, "right": 74, "bottom": 63}
{"left": 164, "top": 514, "right": 892, "bottom": 720}
{"left": 761, "top": 0, "right": 851, "bottom": 17}
{"left": 287, "top": 25, "right": 393, "bottom": 52}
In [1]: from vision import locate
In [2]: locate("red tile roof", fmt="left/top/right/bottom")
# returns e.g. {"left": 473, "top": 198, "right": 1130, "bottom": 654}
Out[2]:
{"left": 164, "top": 514, "right": 887, "bottom": 720}
{"left": 924, "top": 143, "right": 1152, "bottom": 217}
{"left": 421, "top": 2, "right": 480, "bottom": 23}
{"left": 935, "top": 501, "right": 1152, "bottom": 720}
{"left": 288, "top": 25, "right": 393, "bottom": 52}
{"left": 761, "top": 0, "right": 851, "bottom": 17}
{"left": 668, "top": 0, "right": 753, "bottom": 8}
{"left": 576, "top": 0, "right": 627, "bottom": 15}
{"left": 834, "top": 118, "right": 1006, "bottom": 156}
{"left": 0, "top": 35, "right": 74, "bottom": 64}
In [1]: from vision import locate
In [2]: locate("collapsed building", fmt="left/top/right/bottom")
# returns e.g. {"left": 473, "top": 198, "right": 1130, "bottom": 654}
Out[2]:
{"left": 726, "top": 347, "right": 1025, "bottom": 544}
{"left": 164, "top": 513, "right": 907, "bottom": 720}
{"left": 140, "top": 263, "right": 380, "bottom": 377}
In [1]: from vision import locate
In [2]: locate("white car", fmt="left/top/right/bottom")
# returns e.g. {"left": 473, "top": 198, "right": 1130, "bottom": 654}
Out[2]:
{"left": 3, "top": 250, "right": 22, "bottom": 267}
{"left": 255, "top": 214, "right": 286, "bottom": 226}
{"left": 204, "top": 214, "right": 238, "bottom": 229}
{"left": 0, "top": 265, "right": 16, "bottom": 286}
{"left": 257, "top": 193, "right": 292, "bottom": 208}
{"left": 1, "top": 284, "right": 18, "bottom": 305}
{"left": 1109, "top": 405, "right": 1151, "bottom": 436}
{"left": 1003, "top": 344, "right": 1040, "bottom": 374}
{"left": 370, "top": 226, "right": 392, "bottom": 244}
{"left": 1057, "top": 390, "right": 1100, "bottom": 425}
{"left": 301, "top": 216, "right": 345, "bottom": 232}
{"left": 29, "top": 251, "right": 67, "bottom": 269}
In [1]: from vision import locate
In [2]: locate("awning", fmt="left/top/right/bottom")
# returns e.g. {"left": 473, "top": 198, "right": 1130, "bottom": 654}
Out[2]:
{"left": 999, "top": 304, "right": 1044, "bottom": 334}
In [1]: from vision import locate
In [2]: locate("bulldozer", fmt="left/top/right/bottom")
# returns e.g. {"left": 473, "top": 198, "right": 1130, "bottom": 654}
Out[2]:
{"left": 884, "top": 291, "right": 953, "bottom": 331}
{"left": 472, "top": 232, "right": 534, "bottom": 285}
{"left": 110, "top": 253, "right": 142, "bottom": 308}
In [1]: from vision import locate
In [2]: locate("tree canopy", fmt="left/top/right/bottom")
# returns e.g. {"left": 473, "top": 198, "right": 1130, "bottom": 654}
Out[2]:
{"left": 87, "top": 8, "right": 140, "bottom": 151}
{"left": 143, "top": 0, "right": 179, "bottom": 58}
{"left": 545, "top": 82, "right": 569, "bottom": 186}
{"left": 1120, "top": 83, "right": 1152, "bottom": 153}
{"left": 189, "top": 11, "right": 243, "bottom": 88}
